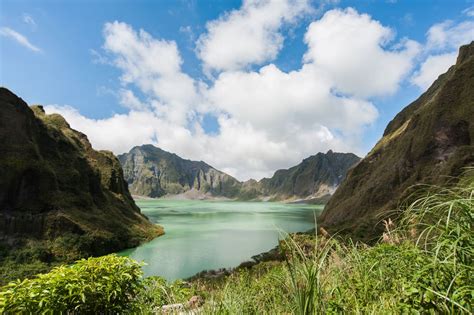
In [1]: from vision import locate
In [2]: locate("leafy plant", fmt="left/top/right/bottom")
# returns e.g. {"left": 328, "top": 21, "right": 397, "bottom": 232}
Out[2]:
{"left": 0, "top": 254, "right": 144, "bottom": 313}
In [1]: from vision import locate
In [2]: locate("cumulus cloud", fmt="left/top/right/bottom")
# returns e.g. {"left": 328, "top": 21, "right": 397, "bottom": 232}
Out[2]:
{"left": 426, "top": 20, "right": 474, "bottom": 52}
{"left": 410, "top": 52, "right": 457, "bottom": 89}
{"left": 118, "top": 89, "right": 147, "bottom": 110}
{"left": 207, "top": 63, "right": 377, "bottom": 136}
{"left": 103, "top": 21, "right": 199, "bottom": 125}
{"left": 410, "top": 18, "right": 474, "bottom": 90}
{"left": 0, "top": 27, "right": 41, "bottom": 52}
{"left": 304, "top": 8, "right": 420, "bottom": 97}
{"left": 47, "top": 7, "right": 430, "bottom": 180}
{"left": 196, "top": 0, "right": 312, "bottom": 73}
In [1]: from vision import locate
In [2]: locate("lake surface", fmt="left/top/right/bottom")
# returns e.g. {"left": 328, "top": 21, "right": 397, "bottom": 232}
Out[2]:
{"left": 121, "top": 200, "right": 322, "bottom": 281}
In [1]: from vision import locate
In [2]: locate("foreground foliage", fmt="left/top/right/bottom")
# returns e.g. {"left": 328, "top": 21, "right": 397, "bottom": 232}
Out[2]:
{"left": 1, "top": 170, "right": 472, "bottom": 313}
{"left": 196, "top": 170, "right": 474, "bottom": 314}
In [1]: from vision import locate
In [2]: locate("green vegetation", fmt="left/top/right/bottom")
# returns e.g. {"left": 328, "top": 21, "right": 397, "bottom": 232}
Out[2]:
{"left": 0, "top": 255, "right": 192, "bottom": 314}
{"left": 0, "top": 88, "right": 162, "bottom": 286}
{"left": 196, "top": 170, "right": 473, "bottom": 314}
{"left": 321, "top": 41, "right": 474, "bottom": 238}
{"left": 1, "top": 171, "right": 472, "bottom": 313}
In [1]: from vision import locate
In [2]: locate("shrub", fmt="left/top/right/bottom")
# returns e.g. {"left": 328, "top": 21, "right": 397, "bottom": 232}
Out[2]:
{"left": 0, "top": 254, "right": 143, "bottom": 313}
{"left": 196, "top": 169, "right": 474, "bottom": 314}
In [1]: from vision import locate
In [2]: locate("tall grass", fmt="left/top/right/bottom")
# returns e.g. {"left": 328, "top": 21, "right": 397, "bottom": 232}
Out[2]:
{"left": 1, "top": 170, "right": 472, "bottom": 313}
{"left": 198, "top": 169, "right": 473, "bottom": 314}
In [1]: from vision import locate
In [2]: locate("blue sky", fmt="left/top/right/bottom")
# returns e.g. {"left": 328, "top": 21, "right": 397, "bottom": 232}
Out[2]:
{"left": 1, "top": 0, "right": 473, "bottom": 180}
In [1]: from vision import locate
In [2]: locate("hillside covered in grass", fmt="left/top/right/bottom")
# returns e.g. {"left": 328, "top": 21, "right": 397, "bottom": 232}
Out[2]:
{"left": 1, "top": 169, "right": 472, "bottom": 313}
{"left": 0, "top": 88, "right": 162, "bottom": 285}
{"left": 320, "top": 42, "right": 474, "bottom": 240}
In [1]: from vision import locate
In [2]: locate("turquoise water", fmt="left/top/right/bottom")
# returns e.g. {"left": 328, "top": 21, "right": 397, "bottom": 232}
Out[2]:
{"left": 121, "top": 200, "right": 322, "bottom": 281}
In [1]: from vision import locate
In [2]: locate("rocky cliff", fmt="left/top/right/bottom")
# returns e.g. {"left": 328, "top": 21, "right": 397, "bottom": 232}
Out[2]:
{"left": 319, "top": 42, "right": 474, "bottom": 239}
{"left": 0, "top": 88, "right": 162, "bottom": 263}
{"left": 119, "top": 145, "right": 360, "bottom": 201}
{"left": 241, "top": 151, "right": 360, "bottom": 202}
{"left": 119, "top": 145, "right": 242, "bottom": 198}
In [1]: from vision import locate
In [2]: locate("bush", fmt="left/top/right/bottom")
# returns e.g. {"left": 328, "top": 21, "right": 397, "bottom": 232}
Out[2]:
{"left": 196, "top": 169, "right": 474, "bottom": 314}
{"left": 0, "top": 254, "right": 143, "bottom": 313}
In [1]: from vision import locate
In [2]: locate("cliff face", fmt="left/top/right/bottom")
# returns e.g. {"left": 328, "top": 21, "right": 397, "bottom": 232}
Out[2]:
{"left": 319, "top": 42, "right": 474, "bottom": 239}
{"left": 0, "top": 88, "right": 162, "bottom": 259}
{"left": 120, "top": 145, "right": 360, "bottom": 201}
{"left": 257, "top": 151, "right": 360, "bottom": 201}
{"left": 119, "top": 145, "right": 242, "bottom": 198}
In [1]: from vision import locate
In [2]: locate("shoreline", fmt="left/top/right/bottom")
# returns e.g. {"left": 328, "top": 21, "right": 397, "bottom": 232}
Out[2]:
{"left": 133, "top": 194, "right": 329, "bottom": 205}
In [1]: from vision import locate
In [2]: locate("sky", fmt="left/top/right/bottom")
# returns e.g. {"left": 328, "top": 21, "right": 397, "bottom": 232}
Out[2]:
{"left": 1, "top": 0, "right": 473, "bottom": 181}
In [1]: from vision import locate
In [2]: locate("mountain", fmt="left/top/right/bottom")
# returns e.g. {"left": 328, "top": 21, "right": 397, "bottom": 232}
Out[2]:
{"left": 241, "top": 151, "right": 360, "bottom": 202}
{"left": 0, "top": 88, "right": 162, "bottom": 265}
{"left": 119, "top": 145, "right": 360, "bottom": 201}
{"left": 119, "top": 145, "right": 242, "bottom": 198}
{"left": 319, "top": 42, "right": 474, "bottom": 239}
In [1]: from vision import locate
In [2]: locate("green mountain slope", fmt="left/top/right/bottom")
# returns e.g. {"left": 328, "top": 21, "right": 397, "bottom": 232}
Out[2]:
{"left": 0, "top": 88, "right": 161, "bottom": 268}
{"left": 319, "top": 42, "right": 474, "bottom": 239}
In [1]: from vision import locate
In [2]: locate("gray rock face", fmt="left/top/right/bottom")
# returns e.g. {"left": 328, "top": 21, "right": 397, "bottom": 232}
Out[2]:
{"left": 119, "top": 145, "right": 360, "bottom": 201}
{"left": 256, "top": 150, "right": 361, "bottom": 201}
{"left": 119, "top": 145, "right": 242, "bottom": 198}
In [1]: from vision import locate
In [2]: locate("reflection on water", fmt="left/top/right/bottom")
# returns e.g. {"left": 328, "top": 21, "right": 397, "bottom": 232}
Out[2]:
{"left": 120, "top": 200, "right": 322, "bottom": 280}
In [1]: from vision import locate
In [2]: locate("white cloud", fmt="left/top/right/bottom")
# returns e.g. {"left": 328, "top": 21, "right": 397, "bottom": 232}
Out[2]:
{"left": 426, "top": 20, "right": 474, "bottom": 51}
{"left": 410, "top": 52, "right": 457, "bottom": 89}
{"left": 0, "top": 27, "right": 41, "bottom": 52}
{"left": 304, "top": 8, "right": 420, "bottom": 97}
{"left": 410, "top": 18, "right": 474, "bottom": 90}
{"left": 207, "top": 63, "right": 377, "bottom": 136}
{"left": 22, "top": 13, "right": 37, "bottom": 30}
{"left": 464, "top": 6, "right": 474, "bottom": 17}
{"left": 196, "top": 0, "right": 312, "bottom": 73}
{"left": 103, "top": 21, "right": 198, "bottom": 125}
{"left": 44, "top": 104, "right": 352, "bottom": 181}
{"left": 46, "top": 8, "right": 430, "bottom": 181}
{"left": 118, "top": 89, "right": 147, "bottom": 110}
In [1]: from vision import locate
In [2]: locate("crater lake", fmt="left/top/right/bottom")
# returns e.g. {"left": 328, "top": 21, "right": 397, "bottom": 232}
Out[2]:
{"left": 120, "top": 200, "right": 322, "bottom": 280}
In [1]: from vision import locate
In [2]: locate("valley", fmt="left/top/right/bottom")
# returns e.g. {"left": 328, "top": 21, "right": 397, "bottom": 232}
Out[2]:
{"left": 0, "top": 0, "right": 473, "bottom": 311}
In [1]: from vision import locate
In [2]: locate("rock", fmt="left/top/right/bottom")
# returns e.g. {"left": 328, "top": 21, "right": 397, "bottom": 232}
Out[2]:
{"left": 161, "top": 295, "right": 203, "bottom": 314}
{"left": 119, "top": 145, "right": 242, "bottom": 198}
{"left": 0, "top": 88, "right": 162, "bottom": 262}
{"left": 252, "top": 150, "right": 361, "bottom": 201}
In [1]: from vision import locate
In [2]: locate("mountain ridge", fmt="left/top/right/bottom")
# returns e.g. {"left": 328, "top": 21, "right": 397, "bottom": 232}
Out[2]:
{"left": 319, "top": 41, "right": 474, "bottom": 240}
{"left": 119, "top": 145, "right": 360, "bottom": 202}
{"left": 0, "top": 87, "right": 162, "bottom": 282}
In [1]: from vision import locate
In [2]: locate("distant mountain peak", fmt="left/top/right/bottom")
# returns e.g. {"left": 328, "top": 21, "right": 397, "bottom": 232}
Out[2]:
{"left": 119, "top": 144, "right": 360, "bottom": 201}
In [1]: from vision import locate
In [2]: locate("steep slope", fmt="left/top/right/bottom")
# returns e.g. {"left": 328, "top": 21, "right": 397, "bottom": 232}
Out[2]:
{"left": 242, "top": 151, "right": 360, "bottom": 201}
{"left": 119, "top": 145, "right": 242, "bottom": 198}
{"left": 0, "top": 88, "right": 162, "bottom": 261}
{"left": 319, "top": 42, "right": 474, "bottom": 239}
{"left": 120, "top": 145, "right": 360, "bottom": 201}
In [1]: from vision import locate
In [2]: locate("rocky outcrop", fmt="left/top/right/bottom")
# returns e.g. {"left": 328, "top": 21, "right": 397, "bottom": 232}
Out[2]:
{"left": 119, "top": 145, "right": 242, "bottom": 198}
{"left": 319, "top": 42, "right": 474, "bottom": 239}
{"left": 119, "top": 145, "right": 360, "bottom": 202}
{"left": 253, "top": 151, "right": 360, "bottom": 201}
{"left": 0, "top": 88, "right": 162, "bottom": 258}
